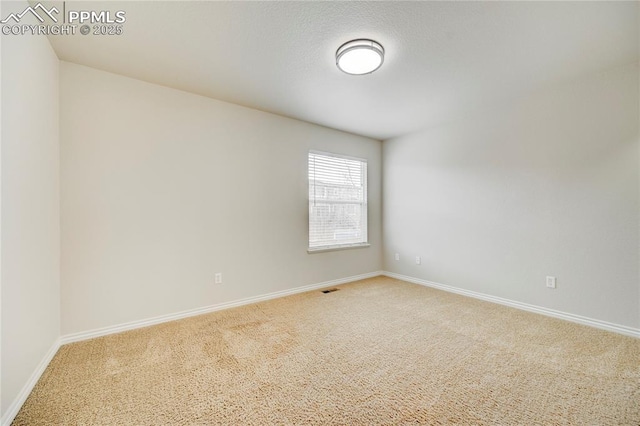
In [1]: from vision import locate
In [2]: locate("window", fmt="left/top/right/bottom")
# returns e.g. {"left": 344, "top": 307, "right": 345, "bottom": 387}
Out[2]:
{"left": 308, "top": 151, "right": 368, "bottom": 251}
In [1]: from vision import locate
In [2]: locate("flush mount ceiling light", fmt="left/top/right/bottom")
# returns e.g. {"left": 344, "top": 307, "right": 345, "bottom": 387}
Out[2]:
{"left": 336, "top": 39, "right": 384, "bottom": 75}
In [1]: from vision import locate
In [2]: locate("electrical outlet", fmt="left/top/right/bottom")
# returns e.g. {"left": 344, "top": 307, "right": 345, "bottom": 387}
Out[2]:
{"left": 214, "top": 273, "right": 222, "bottom": 284}
{"left": 415, "top": 256, "right": 421, "bottom": 265}
{"left": 546, "top": 276, "right": 556, "bottom": 289}
{"left": 394, "top": 253, "right": 400, "bottom": 261}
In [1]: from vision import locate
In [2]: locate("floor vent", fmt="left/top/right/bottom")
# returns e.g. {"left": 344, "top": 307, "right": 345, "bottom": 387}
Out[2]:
{"left": 321, "top": 288, "right": 340, "bottom": 294}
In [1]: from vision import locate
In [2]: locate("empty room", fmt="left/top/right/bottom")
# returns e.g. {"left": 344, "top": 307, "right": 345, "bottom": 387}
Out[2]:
{"left": 1, "top": 1, "right": 639, "bottom": 424}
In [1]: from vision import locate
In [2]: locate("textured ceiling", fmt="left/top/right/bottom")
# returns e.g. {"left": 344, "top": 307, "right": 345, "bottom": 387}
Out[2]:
{"left": 45, "top": 1, "right": 638, "bottom": 140}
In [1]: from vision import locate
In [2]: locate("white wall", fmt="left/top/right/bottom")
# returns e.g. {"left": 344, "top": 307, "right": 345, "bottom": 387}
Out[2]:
{"left": 1, "top": 1, "right": 61, "bottom": 416}
{"left": 60, "top": 62, "right": 382, "bottom": 335}
{"left": 383, "top": 62, "right": 639, "bottom": 329}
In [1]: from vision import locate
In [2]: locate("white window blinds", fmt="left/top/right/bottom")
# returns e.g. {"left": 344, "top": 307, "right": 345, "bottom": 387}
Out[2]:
{"left": 308, "top": 151, "right": 368, "bottom": 250}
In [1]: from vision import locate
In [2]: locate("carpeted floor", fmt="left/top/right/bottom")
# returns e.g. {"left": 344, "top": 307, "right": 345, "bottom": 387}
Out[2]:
{"left": 13, "top": 276, "right": 640, "bottom": 425}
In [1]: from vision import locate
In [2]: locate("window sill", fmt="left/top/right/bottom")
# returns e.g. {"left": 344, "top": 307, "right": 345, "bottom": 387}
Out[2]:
{"left": 307, "top": 243, "right": 370, "bottom": 254}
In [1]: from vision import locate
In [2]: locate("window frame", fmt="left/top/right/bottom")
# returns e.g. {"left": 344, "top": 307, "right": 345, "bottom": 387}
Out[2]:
{"left": 307, "top": 150, "right": 370, "bottom": 253}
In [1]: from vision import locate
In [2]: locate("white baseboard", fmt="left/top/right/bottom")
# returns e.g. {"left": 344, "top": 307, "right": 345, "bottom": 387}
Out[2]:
{"left": 383, "top": 271, "right": 640, "bottom": 339}
{"left": 2, "top": 338, "right": 61, "bottom": 426}
{"left": 60, "top": 271, "right": 383, "bottom": 345}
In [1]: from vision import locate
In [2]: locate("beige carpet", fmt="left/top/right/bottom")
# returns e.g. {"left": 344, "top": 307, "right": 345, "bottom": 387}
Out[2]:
{"left": 13, "top": 277, "right": 640, "bottom": 425}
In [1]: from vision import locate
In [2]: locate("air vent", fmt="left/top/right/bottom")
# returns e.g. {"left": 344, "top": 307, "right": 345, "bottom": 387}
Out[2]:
{"left": 321, "top": 288, "right": 340, "bottom": 294}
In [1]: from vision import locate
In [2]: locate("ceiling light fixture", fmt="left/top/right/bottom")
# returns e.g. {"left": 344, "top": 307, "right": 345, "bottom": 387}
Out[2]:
{"left": 336, "top": 39, "right": 384, "bottom": 75}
